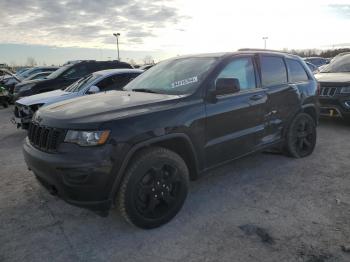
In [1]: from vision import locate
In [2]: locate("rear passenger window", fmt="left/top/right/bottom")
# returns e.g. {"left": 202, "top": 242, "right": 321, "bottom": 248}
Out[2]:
{"left": 286, "top": 59, "right": 309, "bottom": 82}
{"left": 260, "top": 56, "right": 287, "bottom": 87}
{"left": 216, "top": 57, "right": 256, "bottom": 90}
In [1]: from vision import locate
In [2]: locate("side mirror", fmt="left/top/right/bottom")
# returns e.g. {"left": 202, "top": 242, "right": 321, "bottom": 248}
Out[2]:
{"left": 214, "top": 78, "right": 240, "bottom": 96}
{"left": 87, "top": 85, "right": 100, "bottom": 94}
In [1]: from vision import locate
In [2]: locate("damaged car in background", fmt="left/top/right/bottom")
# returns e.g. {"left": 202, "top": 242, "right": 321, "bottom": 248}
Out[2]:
{"left": 315, "top": 53, "right": 350, "bottom": 120}
{"left": 13, "top": 60, "right": 132, "bottom": 101}
{"left": 2, "top": 66, "right": 59, "bottom": 99}
{"left": 13, "top": 69, "right": 143, "bottom": 129}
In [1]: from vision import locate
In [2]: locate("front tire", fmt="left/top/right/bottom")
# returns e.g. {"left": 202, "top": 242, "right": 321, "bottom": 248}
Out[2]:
{"left": 285, "top": 113, "right": 317, "bottom": 158}
{"left": 118, "top": 147, "right": 189, "bottom": 229}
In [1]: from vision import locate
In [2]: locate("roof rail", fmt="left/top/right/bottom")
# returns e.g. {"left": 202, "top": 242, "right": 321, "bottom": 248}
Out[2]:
{"left": 238, "top": 48, "right": 287, "bottom": 53}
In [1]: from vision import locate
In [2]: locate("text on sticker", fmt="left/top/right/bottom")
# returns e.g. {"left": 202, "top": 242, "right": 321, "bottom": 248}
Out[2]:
{"left": 171, "top": 76, "right": 198, "bottom": 88}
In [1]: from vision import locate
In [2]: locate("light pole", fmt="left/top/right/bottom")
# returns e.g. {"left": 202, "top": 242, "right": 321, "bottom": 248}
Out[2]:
{"left": 113, "top": 33, "right": 121, "bottom": 60}
{"left": 262, "top": 37, "right": 268, "bottom": 49}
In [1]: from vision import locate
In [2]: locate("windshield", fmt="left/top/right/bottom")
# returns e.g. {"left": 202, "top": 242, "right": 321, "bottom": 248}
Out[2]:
{"left": 64, "top": 73, "right": 100, "bottom": 92}
{"left": 46, "top": 65, "right": 71, "bottom": 79}
{"left": 321, "top": 54, "right": 350, "bottom": 73}
{"left": 29, "top": 72, "right": 48, "bottom": 80}
{"left": 19, "top": 68, "right": 37, "bottom": 78}
{"left": 123, "top": 57, "right": 218, "bottom": 95}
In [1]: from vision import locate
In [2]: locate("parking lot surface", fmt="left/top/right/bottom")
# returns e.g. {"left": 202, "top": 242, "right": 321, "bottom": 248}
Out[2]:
{"left": 0, "top": 106, "right": 349, "bottom": 262}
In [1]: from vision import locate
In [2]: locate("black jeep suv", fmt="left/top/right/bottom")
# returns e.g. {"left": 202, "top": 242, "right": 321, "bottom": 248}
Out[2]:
{"left": 13, "top": 60, "right": 132, "bottom": 101}
{"left": 23, "top": 51, "right": 319, "bottom": 229}
{"left": 315, "top": 53, "right": 350, "bottom": 120}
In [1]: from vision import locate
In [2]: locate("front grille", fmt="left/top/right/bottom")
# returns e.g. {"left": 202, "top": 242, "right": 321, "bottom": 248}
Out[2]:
{"left": 319, "top": 87, "right": 338, "bottom": 97}
{"left": 28, "top": 122, "right": 65, "bottom": 152}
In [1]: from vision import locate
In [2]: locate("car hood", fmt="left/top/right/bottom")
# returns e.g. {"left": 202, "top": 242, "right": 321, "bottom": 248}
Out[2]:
{"left": 35, "top": 91, "right": 183, "bottom": 128}
{"left": 17, "top": 89, "right": 75, "bottom": 106}
{"left": 2, "top": 75, "right": 13, "bottom": 80}
{"left": 315, "top": 72, "right": 350, "bottom": 83}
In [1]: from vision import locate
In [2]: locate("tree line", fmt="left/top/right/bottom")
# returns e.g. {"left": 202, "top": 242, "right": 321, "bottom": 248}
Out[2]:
{"left": 282, "top": 48, "right": 350, "bottom": 58}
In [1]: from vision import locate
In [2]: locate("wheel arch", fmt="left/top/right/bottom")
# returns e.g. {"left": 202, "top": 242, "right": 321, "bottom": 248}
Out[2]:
{"left": 302, "top": 104, "right": 319, "bottom": 125}
{"left": 282, "top": 104, "right": 318, "bottom": 138}
{"left": 109, "top": 133, "right": 199, "bottom": 202}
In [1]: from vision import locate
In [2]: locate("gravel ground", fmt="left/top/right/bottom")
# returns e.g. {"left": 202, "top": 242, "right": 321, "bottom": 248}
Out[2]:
{"left": 0, "top": 106, "right": 349, "bottom": 262}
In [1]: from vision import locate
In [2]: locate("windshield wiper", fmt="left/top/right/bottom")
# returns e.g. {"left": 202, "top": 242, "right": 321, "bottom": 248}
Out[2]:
{"left": 131, "top": 88, "right": 158, "bottom": 94}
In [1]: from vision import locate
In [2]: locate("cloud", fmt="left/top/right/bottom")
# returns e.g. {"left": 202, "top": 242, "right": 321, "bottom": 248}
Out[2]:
{"left": 327, "top": 4, "right": 350, "bottom": 19}
{"left": 0, "top": 0, "right": 187, "bottom": 48}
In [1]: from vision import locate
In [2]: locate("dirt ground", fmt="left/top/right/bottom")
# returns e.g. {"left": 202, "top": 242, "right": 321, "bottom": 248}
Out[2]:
{"left": 0, "top": 106, "right": 349, "bottom": 262}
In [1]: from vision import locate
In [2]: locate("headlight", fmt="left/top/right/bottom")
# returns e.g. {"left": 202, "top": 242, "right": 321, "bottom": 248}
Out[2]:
{"left": 64, "top": 130, "right": 110, "bottom": 146}
{"left": 340, "top": 87, "right": 350, "bottom": 94}
{"left": 21, "top": 105, "right": 32, "bottom": 115}
{"left": 31, "top": 104, "right": 44, "bottom": 111}
{"left": 19, "top": 83, "right": 35, "bottom": 92}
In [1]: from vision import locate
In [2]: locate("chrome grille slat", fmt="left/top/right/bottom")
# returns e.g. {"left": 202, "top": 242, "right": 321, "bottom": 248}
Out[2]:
{"left": 320, "top": 87, "right": 338, "bottom": 97}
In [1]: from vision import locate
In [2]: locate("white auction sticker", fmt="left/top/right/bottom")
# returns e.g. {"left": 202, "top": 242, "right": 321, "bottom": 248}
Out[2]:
{"left": 171, "top": 76, "right": 198, "bottom": 88}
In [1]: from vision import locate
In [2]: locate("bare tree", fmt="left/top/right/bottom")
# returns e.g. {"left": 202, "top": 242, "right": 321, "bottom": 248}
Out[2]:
{"left": 26, "top": 57, "right": 37, "bottom": 67}
{"left": 10, "top": 61, "right": 17, "bottom": 67}
{"left": 128, "top": 59, "right": 137, "bottom": 66}
{"left": 143, "top": 56, "right": 154, "bottom": 65}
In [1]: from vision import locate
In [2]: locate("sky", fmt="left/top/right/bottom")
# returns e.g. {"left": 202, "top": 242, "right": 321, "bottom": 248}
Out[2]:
{"left": 0, "top": 0, "right": 350, "bottom": 65}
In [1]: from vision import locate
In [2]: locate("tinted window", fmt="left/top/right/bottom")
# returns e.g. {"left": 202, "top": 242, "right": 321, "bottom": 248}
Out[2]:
{"left": 62, "top": 65, "right": 88, "bottom": 79}
{"left": 97, "top": 74, "right": 138, "bottom": 91}
{"left": 286, "top": 59, "right": 309, "bottom": 82}
{"left": 47, "top": 65, "right": 71, "bottom": 79}
{"left": 216, "top": 57, "right": 256, "bottom": 90}
{"left": 260, "top": 56, "right": 287, "bottom": 86}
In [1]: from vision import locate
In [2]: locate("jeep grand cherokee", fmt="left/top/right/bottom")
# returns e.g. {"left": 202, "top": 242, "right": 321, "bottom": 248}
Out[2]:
{"left": 23, "top": 51, "right": 319, "bottom": 229}
{"left": 315, "top": 53, "right": 350, "bottom": 120}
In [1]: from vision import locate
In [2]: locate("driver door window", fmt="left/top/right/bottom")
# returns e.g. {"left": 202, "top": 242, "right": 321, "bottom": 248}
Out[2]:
{"left": 216, "top": 57, "right": 256, "bottom": 91}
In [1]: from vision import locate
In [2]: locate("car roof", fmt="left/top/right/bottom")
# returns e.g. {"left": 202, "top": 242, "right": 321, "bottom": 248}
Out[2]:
{"left": 27, "top": 66, "right": 58, "bottom": 70}
{"left": 174, "top": 50, "right": 301, "bottom": 60}
{"left": 303, "top": 57, "right": 325, "bottom": 60}
{"left": 92, "top": 68, "right": 144, "bottom": 77}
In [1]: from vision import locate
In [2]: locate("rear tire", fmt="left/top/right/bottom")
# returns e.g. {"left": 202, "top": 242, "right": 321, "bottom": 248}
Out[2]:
{"left": 118, "top": 147, "right": 189, "bottom": 229}
{"left": 285, "top": 113, "right": 317, "bottom": 158}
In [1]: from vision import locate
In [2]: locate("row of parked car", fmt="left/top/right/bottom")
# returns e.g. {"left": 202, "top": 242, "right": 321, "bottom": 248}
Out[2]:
{"left": 1, "top": 49, "right": 349, "bottom": 229}
{"left": 0, "top": 61, "right": 155, "bottom": 109}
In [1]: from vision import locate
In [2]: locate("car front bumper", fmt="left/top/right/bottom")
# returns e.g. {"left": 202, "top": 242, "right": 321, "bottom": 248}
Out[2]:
{"left": 23, "top": 138, "right": 126, "bottom": 212}
{"left": 319, "top": 96, "right": 350, "bottom": 119}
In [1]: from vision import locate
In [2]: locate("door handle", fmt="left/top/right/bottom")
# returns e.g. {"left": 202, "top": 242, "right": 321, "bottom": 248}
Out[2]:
{"left": 250, "top": 94, "right": 264, "bottom": 101}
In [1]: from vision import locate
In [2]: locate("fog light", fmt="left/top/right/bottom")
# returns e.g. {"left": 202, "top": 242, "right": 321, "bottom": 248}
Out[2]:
{"left": 345, "top": 101, "right": 350, "bottom": 108}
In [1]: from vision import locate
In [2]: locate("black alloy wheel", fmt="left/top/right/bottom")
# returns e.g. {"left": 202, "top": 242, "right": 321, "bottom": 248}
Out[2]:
{"left": 286, "top": 113, "right": 317, "bottom": 158}
{"left": 118, "top": 147, "right": 189, "bottom": 229}
{"left": 135, "top": 163, "right": 183, "bottom": 219}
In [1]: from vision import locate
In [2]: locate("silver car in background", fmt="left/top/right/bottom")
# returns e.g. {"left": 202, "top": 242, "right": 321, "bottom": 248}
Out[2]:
{"left": 13, "top": 68, "right": 143, "bottom": 128}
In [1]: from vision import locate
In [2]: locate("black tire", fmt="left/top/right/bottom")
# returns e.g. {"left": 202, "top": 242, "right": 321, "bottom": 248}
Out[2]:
{"left": 118, "top": 147, "right": 189, "bottom": 229}
{"left": 285, "top": 113, "right": 317, "bottom": 158}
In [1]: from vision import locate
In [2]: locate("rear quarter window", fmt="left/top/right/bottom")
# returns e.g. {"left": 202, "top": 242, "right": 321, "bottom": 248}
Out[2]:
{"left": 260, "top": 56, "right": 287, "bottom": 87}
{"left": 286, "top": 59, "right": 309, "bottom": 83}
